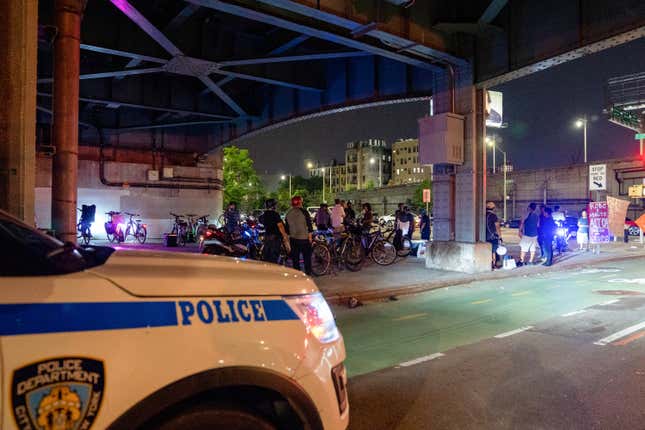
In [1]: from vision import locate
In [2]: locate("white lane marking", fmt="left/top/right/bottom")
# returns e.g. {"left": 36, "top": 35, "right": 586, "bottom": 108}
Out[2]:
{"left": 594, "top": 321, "right": 645, "bottom": 346}
{"left": 494, "top": 326, "right": 534, "bottom": 339}
{"left": 399, "top": 353, "right": 444, "bottom": 367}
{"left": 562, "top": 310, "right": 587, "bottom": 317}
{"left": 599, "top": 299, "right": 619, "bottom": 306}
{"left": 608, "top": 278, "right": 645, "bottom": 284}
{"left": 580, "top": 268, "right": 621, "bottom": 274}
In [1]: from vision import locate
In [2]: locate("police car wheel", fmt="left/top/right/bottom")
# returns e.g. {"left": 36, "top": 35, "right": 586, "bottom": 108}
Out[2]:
{"left": 157, "top": 404, "right": 277, "bottom": 430}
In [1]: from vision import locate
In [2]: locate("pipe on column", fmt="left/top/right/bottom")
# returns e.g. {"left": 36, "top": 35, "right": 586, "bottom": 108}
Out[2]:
{"left": 51, "top": 0, "right": 84, "bottom": 243}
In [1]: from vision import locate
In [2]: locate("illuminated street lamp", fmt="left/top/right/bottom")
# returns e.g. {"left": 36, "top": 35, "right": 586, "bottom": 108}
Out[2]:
{"left": 306, "top": 161, "right": 314, "bottom": 170}
{"left": 487, "top": 136, "right": 508, "bottom": 221}
{"left": 281, "top": 174, "right": 292, "bottom": 197}
{"left": 486, "top": 136, "right": 496, "bottom": 173}
{"left": 370, "top": 157, "right": 382, "bottom": 187}
{"left": 575, "top": 117, "right": 588, "bottom": 163}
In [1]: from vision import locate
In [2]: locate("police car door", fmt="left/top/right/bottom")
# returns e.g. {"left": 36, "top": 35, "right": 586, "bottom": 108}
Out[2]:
{"left": 0, "top": 217, "right": 115, "bottom": 430}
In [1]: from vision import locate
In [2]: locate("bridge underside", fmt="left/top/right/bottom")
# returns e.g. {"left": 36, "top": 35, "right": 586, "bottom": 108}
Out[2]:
{"left": 32, "top": 0, "right": 644, "bottom": 151}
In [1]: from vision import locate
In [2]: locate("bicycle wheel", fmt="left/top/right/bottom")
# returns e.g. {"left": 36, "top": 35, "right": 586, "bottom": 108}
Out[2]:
{"left": 371, "top": 239, "right": 397, "bottom": 266}
{"left": 137, "top": 226, "right": 147, "bottom": 244}
{"left": 77, "top": 223, "right": 83, "bottom": 239}
{"left": 342, "top": 237, "right": 364, "bottom": 272}
{"left": 81, "top": 226, "right": 91, "bottom": 246}
{"left": 106, "top": 232, "right": 116, "bottom": 243}
{"left": 397, "top": 237, "right": 412, "bottom": 257}
{"left": 311, "top": 243, "right": 331, "bottom": 276}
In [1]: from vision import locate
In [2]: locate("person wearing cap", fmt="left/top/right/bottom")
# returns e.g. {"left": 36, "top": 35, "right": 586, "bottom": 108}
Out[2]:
{"left": 486, "top": 201, "right": 502, "bottom": 269}
{"left": 285, "top": 196, "right": 314, "bottom": 275}
{"left": 259, "top": 198, "right": 290, "bottom": 263}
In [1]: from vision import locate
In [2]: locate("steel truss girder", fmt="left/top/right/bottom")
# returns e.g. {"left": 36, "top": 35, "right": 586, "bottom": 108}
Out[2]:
{"left": 37, "top": 67, "right": 165, "bottom": 83}
{"left": 36, "top": 92, "right": 236, "bottom": 119}
{"left": 183, "top": 0, "right": 446, "bottom": 72}
{"left": 80, "top": 44, "right": 168, "bottom": 64}
{"left": 107, "top": 120, "right": 230, "bottom": 132}
{"left": 109, "top": 0, "right": 245, "bottom": 115}
{"left": 251, "top": 0, "right": 466, "bottom": 67}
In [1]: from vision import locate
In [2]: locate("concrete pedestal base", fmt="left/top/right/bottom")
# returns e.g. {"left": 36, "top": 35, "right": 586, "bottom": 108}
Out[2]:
{"left": 426, "top": 241, "right": 491, "bottom": 274}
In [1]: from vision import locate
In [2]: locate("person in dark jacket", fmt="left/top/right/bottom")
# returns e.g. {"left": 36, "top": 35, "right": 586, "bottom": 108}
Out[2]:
{"left": 344, "top": 201, "right": 356, "bottom": 225}
{"left": 259, "top": 199, "right": 290, "bottom": 263}
{"left": 420, "top": 209, "right": 431, "bottom": 241}
{"left": 224, "top": 202, "right": 240, "bottom": 235}
{"left": 314, "top": 203, "right": 331, "bottom": 231}
{"left": 360, "top": 203, "right": 374, "bottom": 229}
{"left": 486, "top": 201, "right": 502, "bottom": 269}
{"left": 285, "top": 196, "right": 314, "bottom": 275}
{"left": 537, "top": 204, "right": 547, "bottom": 260}
{"left": 541, "top": 207, "right": 557, "bottom": 266}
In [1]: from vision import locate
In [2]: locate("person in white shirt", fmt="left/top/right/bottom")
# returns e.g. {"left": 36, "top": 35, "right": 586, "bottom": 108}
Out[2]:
{"left": 330, "top": 199, "right": 346, "bottom": 232}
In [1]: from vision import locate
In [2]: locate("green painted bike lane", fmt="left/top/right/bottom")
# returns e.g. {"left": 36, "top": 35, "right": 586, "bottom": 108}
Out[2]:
{"left": 334, "top": 257, "right": 645, "bottom": 376}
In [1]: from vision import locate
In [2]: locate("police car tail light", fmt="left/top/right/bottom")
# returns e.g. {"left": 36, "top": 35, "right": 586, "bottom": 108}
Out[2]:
{"left": 286, "top": 293, "right": 340, "bottom": 343}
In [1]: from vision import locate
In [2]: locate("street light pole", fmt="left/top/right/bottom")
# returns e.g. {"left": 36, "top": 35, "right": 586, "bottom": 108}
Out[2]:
{"left": 575, "top": 117, "right": 588, "bottom": 163}
{"left": 492, "top": 140, "right": 496, "bottom": 173}
{"left": 502, "top": 149, "right": 507, "bottom": 222}
{"left": 583, "top": 119, "right": 587, "bottom": 163}
{"left": 281, "top": 174, "right": 292, "bottom": 197}
{"left": 378, "top": 157, "right": 382, "bottom": 187}
{"left": 321, "top": 168, "right": 325, "bottom": 203}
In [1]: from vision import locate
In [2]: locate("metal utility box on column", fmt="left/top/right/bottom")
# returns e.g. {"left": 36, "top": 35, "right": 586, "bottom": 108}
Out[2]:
{"left": 419, "top": 113, "right": 465, "bottom": 243}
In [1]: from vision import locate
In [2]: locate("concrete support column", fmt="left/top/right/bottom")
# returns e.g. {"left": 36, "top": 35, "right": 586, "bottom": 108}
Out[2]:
{"left": 51, "top": 0, "right": 83, "bottom": 242}
{"left": 0, "top": 0, "right": 38, "bottom": 223}
{"left": 430, "top": 65, "right": 485, "bottom": 243}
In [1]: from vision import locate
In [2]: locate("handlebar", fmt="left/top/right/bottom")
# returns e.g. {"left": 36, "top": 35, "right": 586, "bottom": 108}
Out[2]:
{"left": 124, "top": 212, "right": 140, "bottom": 217}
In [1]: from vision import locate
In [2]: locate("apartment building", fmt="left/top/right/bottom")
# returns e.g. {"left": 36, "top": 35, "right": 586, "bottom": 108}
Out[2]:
{"left": 390, "top": 138, "right": 431, "bottom": 185}
{"left": 345, "top": 139, "right": 391, "bottom": 190}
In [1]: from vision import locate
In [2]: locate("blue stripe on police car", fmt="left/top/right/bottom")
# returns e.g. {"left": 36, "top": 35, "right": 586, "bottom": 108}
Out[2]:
{"left": 0, "top": 299, "right": 299, "bottom": 336}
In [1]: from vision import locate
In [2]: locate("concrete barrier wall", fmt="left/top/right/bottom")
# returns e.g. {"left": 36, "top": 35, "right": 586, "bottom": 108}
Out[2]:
{"left": 35, "top": 157, "right": 223, "bottom": 239}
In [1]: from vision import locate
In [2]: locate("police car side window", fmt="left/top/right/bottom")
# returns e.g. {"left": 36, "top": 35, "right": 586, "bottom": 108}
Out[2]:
{"left": 0, "top": 218, "right": 61, "bottom": 276}
{"left": 0, "top": 225, "right": 33, "bottom": 276}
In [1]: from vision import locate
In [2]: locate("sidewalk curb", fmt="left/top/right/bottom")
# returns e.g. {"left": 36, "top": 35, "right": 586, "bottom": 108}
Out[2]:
{"left": 322, "top": 252, "right": 645, "bottom": 306}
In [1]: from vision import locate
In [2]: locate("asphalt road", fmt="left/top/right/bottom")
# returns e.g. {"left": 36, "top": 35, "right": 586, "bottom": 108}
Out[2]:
{"left": 336, "top": 256, "right": 645, "bottom": 430}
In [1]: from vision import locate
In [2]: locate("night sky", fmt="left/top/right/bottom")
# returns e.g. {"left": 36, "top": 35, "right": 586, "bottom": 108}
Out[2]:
{"left": 239, "top": 38, "right": 645, "bottom": 176}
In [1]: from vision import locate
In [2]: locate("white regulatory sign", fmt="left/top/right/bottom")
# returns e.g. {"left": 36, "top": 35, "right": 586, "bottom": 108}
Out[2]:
{"left": 589, "top": 164, "right": 607, "bottom": 191}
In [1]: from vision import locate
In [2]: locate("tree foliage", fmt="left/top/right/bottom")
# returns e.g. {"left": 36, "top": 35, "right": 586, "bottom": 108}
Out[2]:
{"left": 412, "top": 179, "right": 432, "bottom": 212}
{"left": 275, "top": 175, "right": 324, "bottom": 212}
{"left": 223, "top": 146, "right": 264, "bottom": 212}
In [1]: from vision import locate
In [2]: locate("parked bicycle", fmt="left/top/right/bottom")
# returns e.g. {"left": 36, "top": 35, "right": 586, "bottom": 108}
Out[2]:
{"left": 76, "top": 204, "right": 96, "bottom": 245}
{"left": 123, "top": 212, "right": 147, "bottom": 244}
{"left": 170, "top": 212, "right": 188, "bottom": 246}
{"left": 345, "top": 223, "right": 397, "bottom": 268}
{"left": 104, "top": 211, "right": 125, "bottom": 243}
{"left": 384, "top": 228, "right": 412, "bottom": 257}
{"left": 309, "top": 227, "right": 370, "bottom": 275}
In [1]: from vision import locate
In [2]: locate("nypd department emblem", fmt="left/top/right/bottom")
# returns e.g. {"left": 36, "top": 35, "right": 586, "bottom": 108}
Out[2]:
{"left": 11, "top": 357, "right": 105, "bottom": 430}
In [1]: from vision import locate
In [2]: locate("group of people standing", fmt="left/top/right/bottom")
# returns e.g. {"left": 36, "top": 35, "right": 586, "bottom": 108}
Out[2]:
{"left": 224, "top": 198, "right": 433, "bottom": 276}
{"left": 486, "top": 201, "right": 591, "bottom": 270}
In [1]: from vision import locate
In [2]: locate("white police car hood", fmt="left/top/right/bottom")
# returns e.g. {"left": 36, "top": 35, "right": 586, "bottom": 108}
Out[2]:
{"left": 88, "top": 250, "right": 318, "bottom": 297}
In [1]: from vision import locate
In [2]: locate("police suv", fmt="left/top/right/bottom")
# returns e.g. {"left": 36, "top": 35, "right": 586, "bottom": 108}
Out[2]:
{"left": 0, "top": 210, "right": 348, "bottom": 430}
